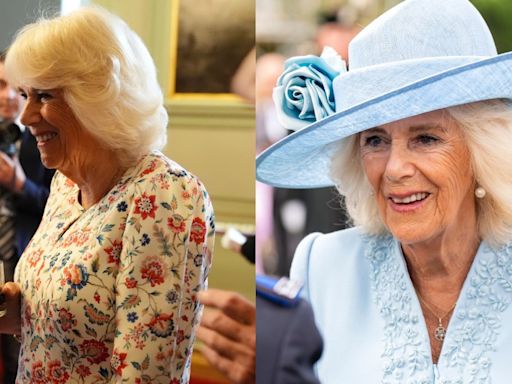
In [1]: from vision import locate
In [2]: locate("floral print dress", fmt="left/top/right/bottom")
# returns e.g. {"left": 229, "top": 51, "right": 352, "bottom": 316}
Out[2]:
{"left": 14, "top": 151, "right": 215, "bottom": 384}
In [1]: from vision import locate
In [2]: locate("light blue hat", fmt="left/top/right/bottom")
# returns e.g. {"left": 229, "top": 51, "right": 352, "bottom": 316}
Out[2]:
{"left": 256, "top": 0, "right": 512, "bottom": 188}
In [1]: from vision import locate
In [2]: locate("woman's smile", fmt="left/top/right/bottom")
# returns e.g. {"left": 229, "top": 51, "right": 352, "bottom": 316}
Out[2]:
{"left": 34, "top": 131, "right": 58, "bottom": 146}
{"left": 387, "top": 191, "right": 431, "bottom": 213}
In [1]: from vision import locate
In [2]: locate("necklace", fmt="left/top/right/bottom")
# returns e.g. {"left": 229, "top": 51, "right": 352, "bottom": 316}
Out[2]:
{"left": 416, "top": 292, "right": 457, "bottom": 342}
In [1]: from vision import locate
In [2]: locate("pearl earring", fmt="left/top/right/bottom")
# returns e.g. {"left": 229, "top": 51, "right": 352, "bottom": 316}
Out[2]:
{"left": 475, "top": 186, "right": 486, "bottom": 199}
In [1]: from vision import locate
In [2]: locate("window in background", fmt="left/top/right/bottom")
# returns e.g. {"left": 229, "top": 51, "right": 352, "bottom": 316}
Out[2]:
{"left": 61, "top": 0, "right": 88, "bottom": 15}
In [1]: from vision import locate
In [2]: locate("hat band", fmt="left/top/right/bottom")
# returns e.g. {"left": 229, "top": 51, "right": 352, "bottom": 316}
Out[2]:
{"left": 334, "top": 56, "right": 487, "bottom": 112}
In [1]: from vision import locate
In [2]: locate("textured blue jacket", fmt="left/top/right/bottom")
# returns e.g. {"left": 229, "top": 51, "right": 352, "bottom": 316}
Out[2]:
{"left": 291, "top": 227, "right": 512, "bottom": 383}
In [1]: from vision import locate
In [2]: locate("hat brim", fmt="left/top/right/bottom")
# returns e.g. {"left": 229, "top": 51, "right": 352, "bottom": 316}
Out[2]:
{"left": 256, "top": 52, "right": 512, "bottom": 189}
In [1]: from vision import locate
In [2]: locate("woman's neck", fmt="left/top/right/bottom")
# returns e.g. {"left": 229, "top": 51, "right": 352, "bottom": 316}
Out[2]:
{"left": 62, "top": 150, "right": 127, "bottom": 210}
{"left": 403, "top": 227, "right": 480, "bottom": 306}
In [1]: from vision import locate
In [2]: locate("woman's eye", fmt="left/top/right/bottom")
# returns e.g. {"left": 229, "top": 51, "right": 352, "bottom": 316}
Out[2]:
{"left": 416, "top": 135, "right": 438, "bottom": 145}
{"left": 19, "top": 92, "right": 27, "bottom": 100}
{"left": 37, "top": 92, "right": 53, "bottom": 102}
{"left": 364, "top": 135, "right": 383, "bottom": 147}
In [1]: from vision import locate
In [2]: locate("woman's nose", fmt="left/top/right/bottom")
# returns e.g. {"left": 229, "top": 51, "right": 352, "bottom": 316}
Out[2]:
{"left": 383, "top": 142, "right": 415, "bottom": 182}
{"left": 20, "top": 99, "right": 41, "bottom": 127}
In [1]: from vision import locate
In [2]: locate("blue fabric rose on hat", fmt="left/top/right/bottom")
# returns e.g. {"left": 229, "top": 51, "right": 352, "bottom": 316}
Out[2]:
{"left": 273, "top": 46, "right": 346, "bottom": 131}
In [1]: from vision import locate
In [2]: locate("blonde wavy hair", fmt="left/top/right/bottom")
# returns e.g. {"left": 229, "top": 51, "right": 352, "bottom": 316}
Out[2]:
{"left": 330, "top": 99, "right": 512, "bottom": 246}
{"left": 5, "top": 6, "right": 168, "bottom": 167}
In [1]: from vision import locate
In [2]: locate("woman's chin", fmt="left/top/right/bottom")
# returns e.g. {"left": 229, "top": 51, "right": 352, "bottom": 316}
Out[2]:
{"left": 387, "top": 224, "right": 435, "bottom": 246}
{"left": 38, "top": 154, "right": 57, "bottom": 170}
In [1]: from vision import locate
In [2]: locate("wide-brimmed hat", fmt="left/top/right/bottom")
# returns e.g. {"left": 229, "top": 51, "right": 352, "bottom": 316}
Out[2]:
{"left": 256, "top": 0, "right": 512, "bottom": 189}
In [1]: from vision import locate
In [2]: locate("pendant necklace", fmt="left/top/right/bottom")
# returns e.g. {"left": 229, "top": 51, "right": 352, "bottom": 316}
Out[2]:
{"left": 416, "top": 293, "right": 457, "bottom": 342}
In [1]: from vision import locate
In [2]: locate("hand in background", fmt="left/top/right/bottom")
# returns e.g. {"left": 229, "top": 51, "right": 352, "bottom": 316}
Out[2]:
{"left": 197, "top": 289, "right": 256, "bottom": 384}
{"left": 0, "top": 282, "right": 21, "bottom": 335}
{"left": 0, "top": 152, "right": 25, "bottom": 193}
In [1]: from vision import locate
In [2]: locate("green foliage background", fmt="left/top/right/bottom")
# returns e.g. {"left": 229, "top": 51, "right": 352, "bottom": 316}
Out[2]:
{"left": 472, "top": 0, "right": 512, "bottom": 53}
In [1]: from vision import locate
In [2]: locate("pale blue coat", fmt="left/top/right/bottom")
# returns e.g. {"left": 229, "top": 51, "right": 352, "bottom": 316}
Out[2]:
{"left": 290, "top": 227, "right": 512, "bottom": 383}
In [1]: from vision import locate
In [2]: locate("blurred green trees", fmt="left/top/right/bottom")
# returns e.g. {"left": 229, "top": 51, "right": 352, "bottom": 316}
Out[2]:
{"left": 472, "top": 0, "right": 512, "bottom": 53}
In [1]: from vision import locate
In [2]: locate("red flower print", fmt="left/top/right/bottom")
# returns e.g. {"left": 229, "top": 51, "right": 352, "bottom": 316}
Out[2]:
{"left": 58, "top": 308, "right": 77, "bottom": 332}
{"left": 135, "top": 339, "right": 146, "bottom": 350}
{"left": 125, "top": 277, "right": 138, "bottom": 288}
{"left": 140, "top": 255, "right": 167, "bottom": 287}
{"left": 167, "top": 214, "right": 186, "bottom": 233}
{"left": 141, "top": 159, "right": 157, "bottom": 176}
{"left": 23, "top": 304, "right": 32, "bottom": 328}
{"left": 134, "top": 324, "right": 145, "bottom": 335}
{"left": 94, "top": 292, "right": 101, "bottom": 303}
{"left": 105, "top": 240, "right": 123, "bottom": 264}
{"left": 80, "top": 339, "right": 109, "bottom": 364}
{"left": 28, "top": 249, "right": 43, "bottom": 268}
{"left": 134, "top": 193, "right": 158, "bottom": 220}
{"left": 170, "top": 379, "right": 180, "bottom": 384}
{"left": 74, "top": 230, "right": 90, "bottom": 246}
{"left": 156, "top": 351, "right": 166, "bottom": 362}
{"left": 47, "top": 360, "right": 70, "bottom": 384}
{"left": 111, "top": 349, "right": 128, "bottom": 375}
{"left": 189, "top": 217, "right": 206, "bottom": 244}
{"left": 62, "top": 229, "right": 90, "bottom": 248}
{"left": 76, "top": 365, "right": 91, "bottom": 378}
{"left": 157, "top": 174, "right": 170, "bottom": 189}
{"left": 176, "top": 329, "right": 185, "bottom": 344}
{"left": 182, "top": 190, "right": 191, "bottom": 199}
{"left": 147, "top": 313, "right": 175, "bottom": 337}
{"left": 31, "top": 361, "right": 46, "bottom": 384}
{"left": 64, "top": 178, "right": 75, "bottom": 187}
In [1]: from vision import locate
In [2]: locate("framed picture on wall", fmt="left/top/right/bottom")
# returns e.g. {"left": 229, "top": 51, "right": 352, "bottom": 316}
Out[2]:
{"left": 169, "top": 0, "right": 255, "bottom": 99}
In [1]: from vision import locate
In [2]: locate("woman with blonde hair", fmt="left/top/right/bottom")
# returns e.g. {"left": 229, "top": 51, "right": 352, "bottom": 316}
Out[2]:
{"left": 257, "top": 0, "right": 512, "bottom": 382}
{"left": 0, "top": 6, "right": 214, "bottom": 383}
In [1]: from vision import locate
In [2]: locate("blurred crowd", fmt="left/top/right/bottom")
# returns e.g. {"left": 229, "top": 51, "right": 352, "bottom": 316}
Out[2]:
{"left": 255, "top": 9, "right": 361, "bottom": 276}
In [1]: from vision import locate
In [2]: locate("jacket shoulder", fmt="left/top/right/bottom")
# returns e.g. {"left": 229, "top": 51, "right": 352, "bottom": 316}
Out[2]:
{"left": 290, "top": 227, "right": 367, "bottom": 299}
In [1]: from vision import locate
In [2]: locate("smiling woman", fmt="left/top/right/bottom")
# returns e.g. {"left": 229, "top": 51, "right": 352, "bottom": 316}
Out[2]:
{"left": 256, "top": 0, "right": 512, "bottom": 382}
{"left": 0, "top": 6, "right": 215, "bottom": 383}
{"left": 332, "top": 100, "right": 512, "bottom": 246}
{"left": 357, "top": 110, "right": 475, "bottom": 246}
{"left": 17, "top": 88, "right": 102, "bottom": 189}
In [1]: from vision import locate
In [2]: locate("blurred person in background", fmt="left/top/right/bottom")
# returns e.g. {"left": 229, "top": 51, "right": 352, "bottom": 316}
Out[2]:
{"left": 271, "top": 10, "right": 358, "bottom": 276}
{"left": 198, "top": 47, "right": 256, "bottom": 384}
{"left": 232, "top": 48, "right": 256, "bottom": 104}
{"left": 255, "top": 274, "right": 322, "bottom": 384}
{"left": 198, "top": 238, "right": 322, "bottom": 384}
{"left": 197, "top": 288, "right": 256, "bottom": 384}
{"left": 0, "top": 50, "right": 54, "bottom": 384}
{"left": 256, "top": 52, "right": 287, "bottom": 153}
{"left": 0, "top": 7, "right": 214, "bottom": 382}
{"left": 257, "top": 0, "right": 512, "bottom": 382}
{"left": 255, "top": 52, "right": 286, "bottom": 274}
{"left": 315, "top": 7, "right": 361, "bottom": 61}
{"left": 198, "top": 47, "right": 322, "bottom": 384}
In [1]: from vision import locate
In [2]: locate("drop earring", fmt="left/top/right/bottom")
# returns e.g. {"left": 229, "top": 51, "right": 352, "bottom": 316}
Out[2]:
{"left": 475, "top": 186, "right": 486, "bottom": 199}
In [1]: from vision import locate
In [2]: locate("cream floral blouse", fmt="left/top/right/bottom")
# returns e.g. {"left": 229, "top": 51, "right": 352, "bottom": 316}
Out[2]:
{"left": 15, "top": 151, "right": 215, "bottom": 384}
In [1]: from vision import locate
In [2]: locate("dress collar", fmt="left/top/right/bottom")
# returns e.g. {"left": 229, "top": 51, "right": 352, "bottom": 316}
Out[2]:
{"left": 365, "top": 234, "right": 511, "bottom": 383}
